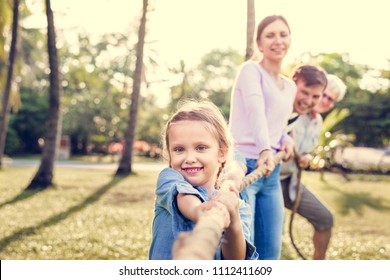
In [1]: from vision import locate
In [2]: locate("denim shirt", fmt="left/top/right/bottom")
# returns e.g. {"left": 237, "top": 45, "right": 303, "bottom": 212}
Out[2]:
{"left": 149, "top": 168, "right": 258, "bottom": 260}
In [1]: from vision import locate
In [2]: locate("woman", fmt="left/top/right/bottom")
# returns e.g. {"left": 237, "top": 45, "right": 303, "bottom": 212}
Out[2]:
{"left": 229, "top": 15, "right": 296, "bottom": 259}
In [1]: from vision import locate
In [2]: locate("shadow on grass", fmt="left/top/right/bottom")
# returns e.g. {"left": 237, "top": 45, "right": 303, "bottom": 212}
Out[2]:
{"left": 0, "top": 175, "right": 126, "bottom": 252}
{"left": 0, "top": 189, "right": 43, "bottom": 210}
{"left": 336, "top": 191, "right": 390, "bottom": 216}
{"left": 323, "top": 181, "right": 390, "bottom": 216}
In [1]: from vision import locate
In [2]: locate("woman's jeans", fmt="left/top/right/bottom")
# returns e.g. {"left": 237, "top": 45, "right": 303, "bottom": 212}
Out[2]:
{"left": 240, "top": 159, "right": 284, "bottom": 260}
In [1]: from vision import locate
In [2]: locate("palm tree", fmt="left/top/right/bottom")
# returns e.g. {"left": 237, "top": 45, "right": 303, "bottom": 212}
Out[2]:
{"left": 0, "top": 0, "right": 19, "bottom": 167}
{"left": 26, "top": 0, "right": 62, "bottom": 189}
{"left": 116, "top": 0, "right": 148, "bottom": 176}
{"left": 245, "top": 0, "right": 255, "bottom": 60}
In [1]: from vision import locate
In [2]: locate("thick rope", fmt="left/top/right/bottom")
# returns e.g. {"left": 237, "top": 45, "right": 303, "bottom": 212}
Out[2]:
{"left": 238, "top": 151, "right": 286, "bottom": 191}
{"left": 172, "top": 151, "right": 287, "bottom": 260}
{"left": 172, "top": 207, "right": 226, "bottom": 260}
{"left": 288, "top": 148, "right": 307, "bottom": 260}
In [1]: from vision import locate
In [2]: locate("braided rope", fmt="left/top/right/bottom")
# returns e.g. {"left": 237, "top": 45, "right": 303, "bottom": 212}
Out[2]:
{"left": 238, "top": 151, "right": 286, "bottom": 191}
{"left": 288, "top": 149, "right": 307, "bottom": 260}
{"left": 172, "top": 151, "right": 287, "bottom": 260}
{"left": 172, "top": 208, "right": 226, "bottom": 260}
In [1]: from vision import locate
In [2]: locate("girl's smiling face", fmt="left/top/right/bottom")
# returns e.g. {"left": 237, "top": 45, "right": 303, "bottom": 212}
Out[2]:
{"left": 168, "top": 120, "right": 226, "bottom": 192}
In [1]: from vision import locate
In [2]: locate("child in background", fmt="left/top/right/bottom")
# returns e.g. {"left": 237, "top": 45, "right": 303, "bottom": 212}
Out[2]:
{"left": 149, "top": 99, "right": 257, "bottom": 260}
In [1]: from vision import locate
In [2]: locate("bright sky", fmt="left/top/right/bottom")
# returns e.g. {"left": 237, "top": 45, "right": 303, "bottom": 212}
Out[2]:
{"left": 48, "top": 0, "right": 390, "bottom": 70}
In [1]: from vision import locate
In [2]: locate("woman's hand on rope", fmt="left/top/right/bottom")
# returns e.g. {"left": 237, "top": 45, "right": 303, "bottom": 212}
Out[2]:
{"left": 256, "top": 149, "right": 274, "bottom": 177}
{"left": 280, "top": 141, "right": 294, "bottom": 162}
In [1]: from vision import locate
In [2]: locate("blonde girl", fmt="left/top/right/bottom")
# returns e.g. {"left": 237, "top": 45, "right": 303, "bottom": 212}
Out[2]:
{"left": 149, "top": 99, "right": 257, "bottom": 260}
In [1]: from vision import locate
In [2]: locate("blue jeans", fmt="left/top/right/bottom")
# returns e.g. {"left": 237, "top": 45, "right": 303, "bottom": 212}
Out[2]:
{"left": 240, "top": 159, "right": 284, "bottom": 260}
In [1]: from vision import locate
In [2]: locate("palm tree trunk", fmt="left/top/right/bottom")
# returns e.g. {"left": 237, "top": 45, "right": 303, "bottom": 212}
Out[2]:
{"left": 245, "top": 0, "right": 255, "bottom": 60}
{"left": 0, "top": 0, "right": 19, "bottom": 167}
{"left": 26, "top": 0, "right": 62, "bottom": 190}
{"left": 116, "top": 0, "right": 148, "bottom": 176}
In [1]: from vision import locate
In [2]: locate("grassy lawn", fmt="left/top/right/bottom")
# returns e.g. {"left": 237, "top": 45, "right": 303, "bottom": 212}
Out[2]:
{"left": 281, "top": 171, "right": 390, "bottom": 260}
{"left": 0, "top": 166, "right": 389, "bottom": 260}
{"left": 0, "top": 166, "right": 157, "bottom": 260}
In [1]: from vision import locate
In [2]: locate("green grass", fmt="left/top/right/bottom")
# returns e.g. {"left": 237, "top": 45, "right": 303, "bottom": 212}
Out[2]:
{"left": 0, "top": 166, "right": 157, "bottom": 260}
{"left": 0, "top": 166, "right": 389, "bottom": 260}
{"left": 281, "top": 171, "right": 390, "bottom": 260}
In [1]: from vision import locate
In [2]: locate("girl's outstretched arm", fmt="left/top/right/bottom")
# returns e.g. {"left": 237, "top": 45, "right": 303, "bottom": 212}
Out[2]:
{"left": 177, "top": 194, "right": 230, "bottom": 227}
{"left": 214, "top": 183, "right": 246, "bottom": 260}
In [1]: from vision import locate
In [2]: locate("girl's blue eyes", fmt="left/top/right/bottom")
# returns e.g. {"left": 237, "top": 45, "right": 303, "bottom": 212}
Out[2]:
{"left": 172, "top": 146, "right": 208, "bottom": 152}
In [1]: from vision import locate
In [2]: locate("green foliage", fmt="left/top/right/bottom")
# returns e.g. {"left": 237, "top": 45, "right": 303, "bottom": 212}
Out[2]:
{"left": 136, "top": 95, "right": 167, "bottom": 145}
{"left": 60, "top": 32, "right": 135, "bottom": 154}
{"left": 319, "top": 108, "right": 350, "bottom": 147}
{"left": 167, "top": 48, "right": 243, "bottom": 118}
{"left": 8, "top": 20, "right": 390, "bottom": 156}
{"left": 195, "top": 48, "right": 244, "bottom": 118}
{"left": 311, "top": 108, "right": 351, "bottom": 170}
{"left": 4, "top": 126, "right": 21, "bottom": 154}
{"left": 0, "top": 0, "right": 13, "bottom": 70}
{"left": 339, "top": 91, "right": 390, "bottom": 146}
{"left": 8, "top": 88, "right": 48, "bottom": 154}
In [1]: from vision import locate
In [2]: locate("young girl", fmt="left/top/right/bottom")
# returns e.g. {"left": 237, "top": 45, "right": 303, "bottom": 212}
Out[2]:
{"left": 149, "top": 99, "right": 257, "bottom": 260}
{"left": 229, "top": 15, "right": 296, "bottom": 259}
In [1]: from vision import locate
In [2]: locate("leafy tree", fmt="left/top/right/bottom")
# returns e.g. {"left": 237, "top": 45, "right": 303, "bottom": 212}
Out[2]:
{"left": 194, "top": 48, "right": 243, "bottom": 118}
{"left": 0, "top": 0, "right": 20, "bottom": 167}
{"left": 0, "top": 1, "right": 48, "bottom": 157}
{"left": 167, "top": 60, "right": 196, "bottom": 113}
{"left": 60, "top": 32, "right": 129, "bottom": 154}
{"left": 0, "top": 0, "right": 13, "bottom": 78}
{"left": 8, "top": 87, "right": 48, "bottom": 153}
{"left": 166, "top": 48, "right": 243, "bottom": 121}
{"left": 136, "top": 94, "right": 166, "bottom": 146}
{"left": 341, "top": 89, "right": 390, "bottom": 146}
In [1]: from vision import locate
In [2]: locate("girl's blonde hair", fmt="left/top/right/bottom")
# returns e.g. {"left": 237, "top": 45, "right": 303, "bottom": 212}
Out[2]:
{"left": 162, "top": 99, "right": 233, "bottom": 170}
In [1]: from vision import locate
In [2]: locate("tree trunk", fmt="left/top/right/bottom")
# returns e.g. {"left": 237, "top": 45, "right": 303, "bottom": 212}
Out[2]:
{"left": 26, "top": 0, "right": 62, "bottom": 190}
{"left": 0, "top": 0, "right": 19, "bottom": 167}
{"left": 245, "top": 0, "right": 255, "bottom": 60}
{"left": 116, "top": 0, "right": 148, "bottom": 176}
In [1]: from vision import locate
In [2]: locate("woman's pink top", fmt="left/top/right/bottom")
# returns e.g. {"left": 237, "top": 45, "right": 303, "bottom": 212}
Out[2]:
{"left": 229, "top": 61, "right": 296, "bottom": 159}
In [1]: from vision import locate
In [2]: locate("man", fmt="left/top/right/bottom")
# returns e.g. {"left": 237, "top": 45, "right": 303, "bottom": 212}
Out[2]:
{"left": 287, "top": 65, "right": 327, "bottom": 132}
{"left": 281, "top": 71, "right": 347, "bottom": 259}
